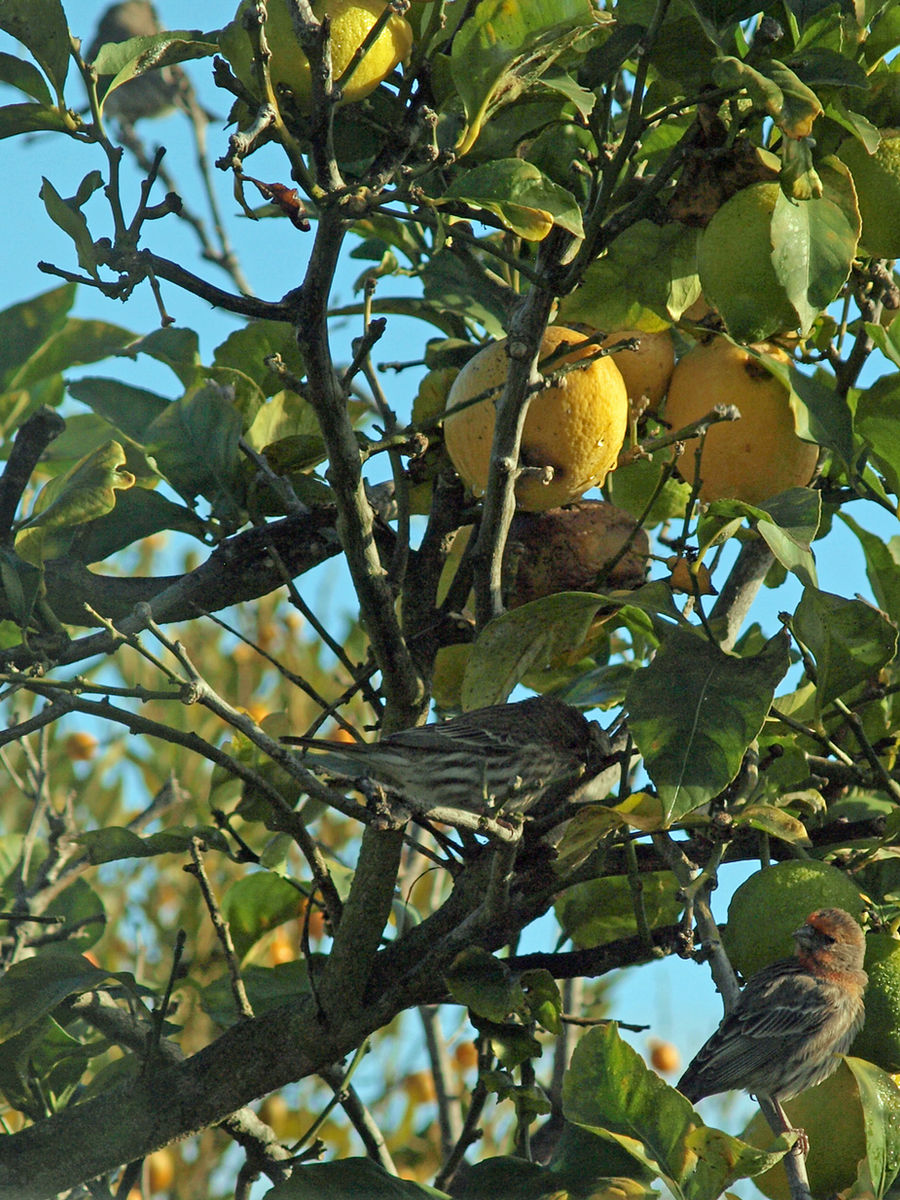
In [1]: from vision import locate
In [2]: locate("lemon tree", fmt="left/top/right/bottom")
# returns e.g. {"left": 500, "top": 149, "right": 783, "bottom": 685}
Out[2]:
{"left": 5, "top": 0, "right": 900, "bottom": 1197}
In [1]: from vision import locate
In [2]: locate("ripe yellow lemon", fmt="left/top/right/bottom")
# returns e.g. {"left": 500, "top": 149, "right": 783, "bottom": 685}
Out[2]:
{"left": 722, "top": 859, "right": 865, "bottom": 979}
{"left": 698, "top": 183, "right": 799, "bottom": 342}
{"left": 838, "top": 130, "right": 900, "bottom": 259}
{"left": 602, "top": 328, "right": 675, "bottom": 412}
{"left": 444, "top": 327, "right": 629, "bottom": 512}
{"left": 742, "top": 1061, "right": 867, "bottom": 1200}
{"left": 664, "top": 338, "right": 819, "bottom": 505}
{"left": 222, "top": 0, "right": 412, "bottom": 112}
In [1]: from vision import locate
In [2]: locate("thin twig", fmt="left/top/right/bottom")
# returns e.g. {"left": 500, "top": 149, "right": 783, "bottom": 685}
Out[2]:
{"left": 186, "top": 838, "right": 254, "bottom": 1021}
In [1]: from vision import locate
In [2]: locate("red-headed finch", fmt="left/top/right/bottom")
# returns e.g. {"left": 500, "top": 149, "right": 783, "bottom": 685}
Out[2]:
{"left": 678, "top": 908, "right": 867, "bottom": 1107}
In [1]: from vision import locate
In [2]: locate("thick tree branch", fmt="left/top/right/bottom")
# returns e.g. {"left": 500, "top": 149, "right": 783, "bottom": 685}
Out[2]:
{"left": 0, "top": 509, "right": 380, "bottom": 668}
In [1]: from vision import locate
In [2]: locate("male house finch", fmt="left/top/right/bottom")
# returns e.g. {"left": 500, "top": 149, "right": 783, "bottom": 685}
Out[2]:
{"left": 284, "top": 695, "right": 609, "bottom": 820}
{"left": 678, "top": 908, "right": 867, "bottom": 1109}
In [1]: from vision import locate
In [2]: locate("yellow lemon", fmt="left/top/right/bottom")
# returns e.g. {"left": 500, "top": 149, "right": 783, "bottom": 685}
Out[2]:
{"left": 222, "top": 0, "right": 412, "bottom": 112}
{"left": 664, "top": 337, "right": 819, "bottom": 505}
{"left": 444, "top": 326, "right": 628, "bottom": 512}
{"left": 602, "top": 328, "right": 676, "bottom": 411}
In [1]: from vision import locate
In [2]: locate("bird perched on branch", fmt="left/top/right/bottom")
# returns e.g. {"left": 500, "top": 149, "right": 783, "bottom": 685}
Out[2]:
{"left": 283, "top": 695, "right": 609, "bottom": 821}
{"left": 678, "top": 908, "right": 867, "bottom": 1116}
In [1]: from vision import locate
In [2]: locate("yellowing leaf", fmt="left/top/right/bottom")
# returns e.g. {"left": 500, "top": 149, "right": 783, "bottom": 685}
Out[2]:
{"left": 16, "top": 440, "right": 135, "bottom": 564}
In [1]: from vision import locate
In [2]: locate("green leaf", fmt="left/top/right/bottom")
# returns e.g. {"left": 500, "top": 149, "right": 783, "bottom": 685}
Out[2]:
{"left": 69, "top": 486, "right": 207, "bottom": 563}
{"left": 49, "top": 878, "right": 106, "bottom": 953}
{"left": 12, "top": 316, "right": 135, "bottom": 390}
{"left": 200, "top": 961, "right": 310, "bottom": 1028}
{"left": 559, "top": 220, "right": 700, "bottom": 330}
{"left": 0, "top": 949, "right": 111, "bottom": 1045}
{"left": 550, "top": 1122, "right": 661, "bottom": 1194}
{"left": 563, "top": 1024, "right": 790, "bottom": 1200}
{"left": 266, "top": 1158, "right": 449, "bottom": 1198}
{"left": 0, "top": 1015, "right": 89, "bottom": 1112}
{"left": 74, "top": 824, "right": 228, "bottom": 865}
{"left": 856, "top": 372, "right": 900, "bottom": 496}
{"left": 221, "top": 872, "right": 303, "bottom": 961}
{"left": 713, "top": 56, "right": 785, "bottom": 121}
{"left": 39, "top": 176, "right": 101, "bottom": 279}
{"left": 126, "top": 326, "right": 202, "bottom": 387}
{"left": 213, "top": 319, "right": 304, "bottom": 398}
{"left": 845, "top": 1057, "right": 900, "bottom": 1199}
{"left": 770, "top": 170, "right": 859, "bottom": 333}
{"left": 445, "top": 948, "right": 525, "bottom": 1023}
{"left": 462, "top": 593, "right": 609, "bottom": 708}
{"left": 92, "top": 29, "right": 218, "bottom": 110}
{"left": 0, "top": 284, "right": 74, "bottom": 390}
{"left": 519, "top": 969, "right": 562, "bottom": 1035}
{"left": 244, "top": 390, "right": 329, "bottom": 459}
{"left": 67, "top": 377, "right": 170, "bottom": 443}
{"left": 757, "top": 487, "right": 820, "bottom": 588}
{"left": 0, "top": 100, "right": 72, "bottom": 138}
{"left": 788, "top": 362, "right": 854, "bottom": 467}
{"left": 840, "top": 512, "right": 900, "bottom": 627}
{"left": 732, "top": 802, "right": 812, "bottom": 846}
{"left": 0, "top": 0, "right": 69, "bottom": 97}
{"left": 780, "top": 136, "right": 823, "bottom": 200}
{"left": 712, "top": 57, "right": 823, "bottom": 139}
{"left": 0, "top": 547, "right": 42, "bottom": 625}
{"left": 0, "top": 51, "right": 52, "bottom": 103}
{"left": 438, "top": 159, "right": 584, "bottom": 240}
{"left": 607, "top": 449, "right": 693, "bottom": 526}
{"left": 421, "top": 250, "right": 509, "bottom": 338}
{"left": 626, "top": 629, "right": 790, "bottom": 822}
{"left": 701, "top": 486, "right": 820, "bottom": 588}
{"left": 144, "top": 382, "right": 245, "bottom": 522}
{"left": 767, "top": 60, "right": 824, "bottom": 138}
{"left": 556, "top": 871, "right": 683, "bottom": 948}
{"left": 15, "top": 440, "right": 135, "bottom": 565}
{"left": 793, "top": 587, "right": 897, "bottom": 711}
{"left": 451, "top": 0, "right": 596, "bottom": 156}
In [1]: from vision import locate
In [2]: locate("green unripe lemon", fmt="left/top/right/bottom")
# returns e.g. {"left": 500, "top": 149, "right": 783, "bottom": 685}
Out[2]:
{"left": 722, "top": 860, "right": 865, "bottom": 979}
{"left": 221, "top": 0, "right": 412, "bottom": 112}
{"left": 851, "top": 932, "right": 900, "bottom": 1072}
{"left": 697, "top": 183, "right": 799, "bottom": 343}
{"left": 742, "top": 1061, "right": 867, "bottom": 1200}
{"left": 838, "top": 131, "right": 900, "bottom": 258}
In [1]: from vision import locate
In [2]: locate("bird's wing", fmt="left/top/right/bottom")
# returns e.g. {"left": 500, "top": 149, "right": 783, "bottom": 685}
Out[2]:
{"left": 385, "top": 717, "right": 521, "bottom": 752}
{"left": 685, "top": 967, "right": 835, "bottom": 1086}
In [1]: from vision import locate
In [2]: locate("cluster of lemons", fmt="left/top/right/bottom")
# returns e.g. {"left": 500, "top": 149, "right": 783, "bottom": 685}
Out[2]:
{"left": 442, "top": 319, "right": 816, "bottom": 514}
